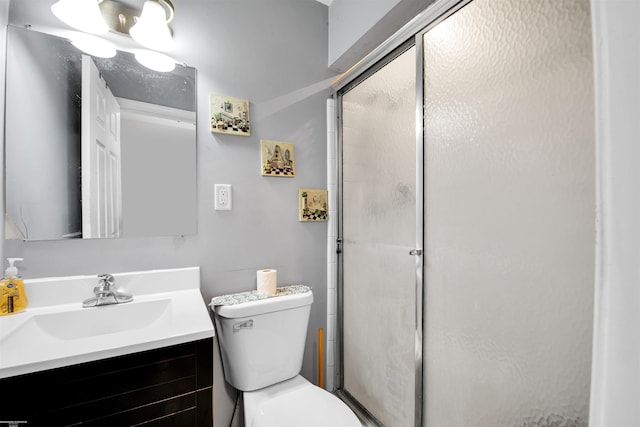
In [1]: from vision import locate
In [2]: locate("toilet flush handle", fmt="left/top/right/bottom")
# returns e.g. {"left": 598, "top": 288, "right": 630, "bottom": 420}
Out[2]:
{"left": 409, "top": 249, "right": 422, "bottom": 256}
{"left": 233, "top": 320, "right": 253, "bottom": 331}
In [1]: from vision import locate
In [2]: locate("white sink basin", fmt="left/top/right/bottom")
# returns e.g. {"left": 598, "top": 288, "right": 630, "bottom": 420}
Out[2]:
{"left": 2, "top": 298, "right": 172, "bottom": 344}
{"left": 0, "top": 267, "right": 214, "bottom": 379}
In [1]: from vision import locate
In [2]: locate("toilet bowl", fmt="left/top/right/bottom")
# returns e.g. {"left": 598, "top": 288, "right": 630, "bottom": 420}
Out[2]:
{"left": 210, "top": 286, "right": 360, "bottom": 427}
{"left": 244, "top": 375, "right": 360, "bottom": 427}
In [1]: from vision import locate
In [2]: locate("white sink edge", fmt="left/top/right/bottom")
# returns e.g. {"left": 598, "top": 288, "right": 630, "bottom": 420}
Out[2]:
{"left": 0, "top": 326, "right": 214, "bottom": 380}
{"left": 25, "top": 266, "right": 202, "bottom": 308}
{"left": 0, "top": 286, "right": 214, "bottom": 379}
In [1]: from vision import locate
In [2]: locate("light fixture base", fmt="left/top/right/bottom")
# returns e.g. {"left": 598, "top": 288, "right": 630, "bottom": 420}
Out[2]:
{"left": 99, "top": 0, "right": 174, "bottom": 37}
{"left": 99, "top": 0, "right": 137, "bottom": 35}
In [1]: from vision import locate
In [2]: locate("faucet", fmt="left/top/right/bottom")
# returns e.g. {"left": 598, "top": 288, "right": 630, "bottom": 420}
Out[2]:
{"left": 82, "top": 274, "right": 133, "bottom": 308}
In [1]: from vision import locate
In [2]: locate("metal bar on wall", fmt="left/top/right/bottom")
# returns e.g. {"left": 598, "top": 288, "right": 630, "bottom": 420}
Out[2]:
{"left": 413, "top": 31, "right": 425, "bottom": 427}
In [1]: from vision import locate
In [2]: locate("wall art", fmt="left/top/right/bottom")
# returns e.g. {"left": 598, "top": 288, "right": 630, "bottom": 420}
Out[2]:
{"left": 261, "top": 140, "right": 295, "bottom": 177}
{"left": 299, "top": 188, "right": 328, "bottom": 222}
{"left": 209, "top": 94, "right": 250, "bottom": 136}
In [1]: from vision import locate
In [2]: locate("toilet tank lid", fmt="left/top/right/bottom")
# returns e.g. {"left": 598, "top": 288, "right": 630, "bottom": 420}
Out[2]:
{"left": 211, "top": 286, "right": 313, "bottom": 318}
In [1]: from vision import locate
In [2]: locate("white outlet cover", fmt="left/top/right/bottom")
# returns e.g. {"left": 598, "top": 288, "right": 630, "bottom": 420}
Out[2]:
{"left": 215, "top": 184, "right": 232, "bottom": 210}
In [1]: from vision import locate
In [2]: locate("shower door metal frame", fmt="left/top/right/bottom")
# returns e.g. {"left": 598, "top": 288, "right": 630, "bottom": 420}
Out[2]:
{"left": 334, "top": 40, "right": 421, "bottom": 427}
{"left": 332, "top": 1, "right": 472, "bottom": 426}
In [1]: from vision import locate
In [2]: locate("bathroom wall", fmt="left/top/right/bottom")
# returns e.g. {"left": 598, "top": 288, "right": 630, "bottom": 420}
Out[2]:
{"left": 0, "top": 0, "right": 7, "bottom": 262}
{"left": 5, "top": 29, "right": 82, "bottom": 240}
{"left": 119, "top": 113, "right": 196, "bottom": 238}
{"left": 328, "top": 0, "right": 435, "bottom": 70}
{"left": 589, "top": 1, "right": 640, "bottom": 425}
{"left": 4, "top": 0, "right": 336, "bottom": 424}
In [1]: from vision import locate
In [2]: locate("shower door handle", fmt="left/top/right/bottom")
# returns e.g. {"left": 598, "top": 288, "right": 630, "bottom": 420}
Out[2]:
{"left": 409, "top": 249, "right": 422, "bottom": 256}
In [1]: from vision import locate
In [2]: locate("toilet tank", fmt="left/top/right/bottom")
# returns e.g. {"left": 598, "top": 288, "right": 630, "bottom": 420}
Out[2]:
{"left": 212, "top": 290, "right": 313, "bottom": 391}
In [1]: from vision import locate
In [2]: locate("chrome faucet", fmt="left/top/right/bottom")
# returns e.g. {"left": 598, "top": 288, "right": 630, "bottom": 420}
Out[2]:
{"left": 82, "top": 274, "right": 133, "bottom": 308}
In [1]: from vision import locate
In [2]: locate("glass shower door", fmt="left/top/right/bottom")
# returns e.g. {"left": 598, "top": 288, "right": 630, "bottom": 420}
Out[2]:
{"left": 339, "top": 45, "right": 420, "bottom": 427}
{"left": 422, "top": 0, "right": 594, "bottom": 425}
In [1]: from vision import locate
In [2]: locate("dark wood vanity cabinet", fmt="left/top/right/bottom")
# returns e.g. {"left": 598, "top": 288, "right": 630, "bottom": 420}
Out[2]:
{"left": 0, "top": 338, "right": 213, "bottom": 426}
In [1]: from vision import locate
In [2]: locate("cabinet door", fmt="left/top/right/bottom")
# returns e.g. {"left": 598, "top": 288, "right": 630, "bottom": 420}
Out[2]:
{"left": 0, "top": 339, "right": 213, "bottom": 426}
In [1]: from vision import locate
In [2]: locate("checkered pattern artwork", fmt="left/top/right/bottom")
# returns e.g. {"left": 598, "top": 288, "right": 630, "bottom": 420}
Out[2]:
{"left": 299, "top": 188, "right": 328, "bottom": 222}
{"left": 261, "top": 140, "right": 295, "bottom": 177}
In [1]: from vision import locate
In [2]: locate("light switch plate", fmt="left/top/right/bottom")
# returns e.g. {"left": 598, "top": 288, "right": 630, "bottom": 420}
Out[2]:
{"left": 215, "top": 184, "right": 232, "bottom": 210}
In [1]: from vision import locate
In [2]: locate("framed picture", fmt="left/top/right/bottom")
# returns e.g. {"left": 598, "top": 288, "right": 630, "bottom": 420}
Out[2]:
{"left": 210, "top": 94, "right": 250, "bottom": 136}
{"left": 261, "top": 140, "right": 295, "bottom": 177}
{"left": 299, "top": 189, "right": 328, "bottom": 222}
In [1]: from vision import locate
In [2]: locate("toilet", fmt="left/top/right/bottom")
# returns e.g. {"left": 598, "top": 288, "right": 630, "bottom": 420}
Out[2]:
{"left": 211, "top": 288, "right": 361, "bottom": 427}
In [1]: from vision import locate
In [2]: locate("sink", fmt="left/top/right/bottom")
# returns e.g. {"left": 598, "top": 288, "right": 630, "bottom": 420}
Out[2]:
{"left": 38, "top": 299, "right": 170, "bottom": 340}
{"left": 0, "top": 267, "right": 214, "bottom": 379}
{"left": 1, "top": 298, "right": 172, "bottom": 345}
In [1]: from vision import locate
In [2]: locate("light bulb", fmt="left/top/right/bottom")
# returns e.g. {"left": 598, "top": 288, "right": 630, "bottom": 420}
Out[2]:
{"left": 51, "top": 0, "right": 109, "bottom": 35}
{"left": 71, "top": 33, "right": 116, "bottom": 58}
{"left": 134, "top": 50, "right": 175, "bottom": 72}
{"left": 129, "top": 1, "right": 175, "bottom": 52}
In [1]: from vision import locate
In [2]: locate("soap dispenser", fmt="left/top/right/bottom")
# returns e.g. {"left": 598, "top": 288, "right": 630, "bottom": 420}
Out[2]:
{"left": 0, "top": 258, "right": 27, "bottom": 315}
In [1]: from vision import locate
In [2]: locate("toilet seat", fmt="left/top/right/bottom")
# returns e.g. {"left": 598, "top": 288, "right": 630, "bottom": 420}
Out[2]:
{"left": 244, "top": 375, "right": 361, "bottom": 427}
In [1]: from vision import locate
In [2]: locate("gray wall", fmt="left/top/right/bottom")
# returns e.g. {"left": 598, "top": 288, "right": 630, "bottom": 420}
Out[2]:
{"left": 5, "top": 0, "right": 336, "bottom": 424}
{"left": 589, "top": 1, "right": 640, "bottom": 425}
{"left": 328, "top": 0, "right": 435, "bottom": 71}
{"left": 329, "top": 0, "right": 400, "bottom": 67}
{"left": 0, "top": 0, "right": 8, "bottom": 262}
{"left": 5, "top": 28, "right": 82, "bottom": 239}
{"left": 120, "top": 114, "right": 197, "bottom": 238}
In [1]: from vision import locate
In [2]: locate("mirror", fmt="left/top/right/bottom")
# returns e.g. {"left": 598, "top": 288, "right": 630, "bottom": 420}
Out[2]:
{"left": 4, "top": 26, "right": 197, "bottom": 241}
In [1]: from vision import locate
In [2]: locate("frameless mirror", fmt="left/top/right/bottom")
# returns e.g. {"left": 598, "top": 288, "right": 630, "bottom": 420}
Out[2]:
{"left": 5, "top": 26, "right": 197, "bottom": 241}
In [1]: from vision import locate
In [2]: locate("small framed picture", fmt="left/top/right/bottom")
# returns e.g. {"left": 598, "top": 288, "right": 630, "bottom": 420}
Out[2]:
{"left": 210, "top": 94, "right": 250, "bottom": 136}
{"left": 261, "top": 140, "right": 295, "bottom": 177}
{"left": 299, "top": 189, "right": 328, "bottom": 222}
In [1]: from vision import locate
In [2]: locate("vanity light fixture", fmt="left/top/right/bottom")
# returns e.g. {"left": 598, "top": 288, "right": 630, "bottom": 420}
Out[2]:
{"left": 70, "top": 33, "right": 116, "bottom": 58}
{"left": 51, "top": 0, "right": 178, "bottom": 72}
{"left": 134, "top": 49, "right": 176, "bottom": 72}
{"left": 51, "top": 0, "right": 109, "bottom": 35}
{"left": 129, "top": 0, "right": 176, "bottom": 52}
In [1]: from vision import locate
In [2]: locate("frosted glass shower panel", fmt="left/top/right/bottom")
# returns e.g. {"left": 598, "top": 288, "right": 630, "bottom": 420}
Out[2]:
{"left": 423, "top": 0, "right": 594, "bottom": 426}
{"left": 341, "top": 46, "right": 417, "bottom": 427}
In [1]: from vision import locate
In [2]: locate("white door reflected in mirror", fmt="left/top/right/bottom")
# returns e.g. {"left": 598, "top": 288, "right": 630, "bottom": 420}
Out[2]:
{"left": 81, "top": 55, "right": 122, "bottom": 238}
